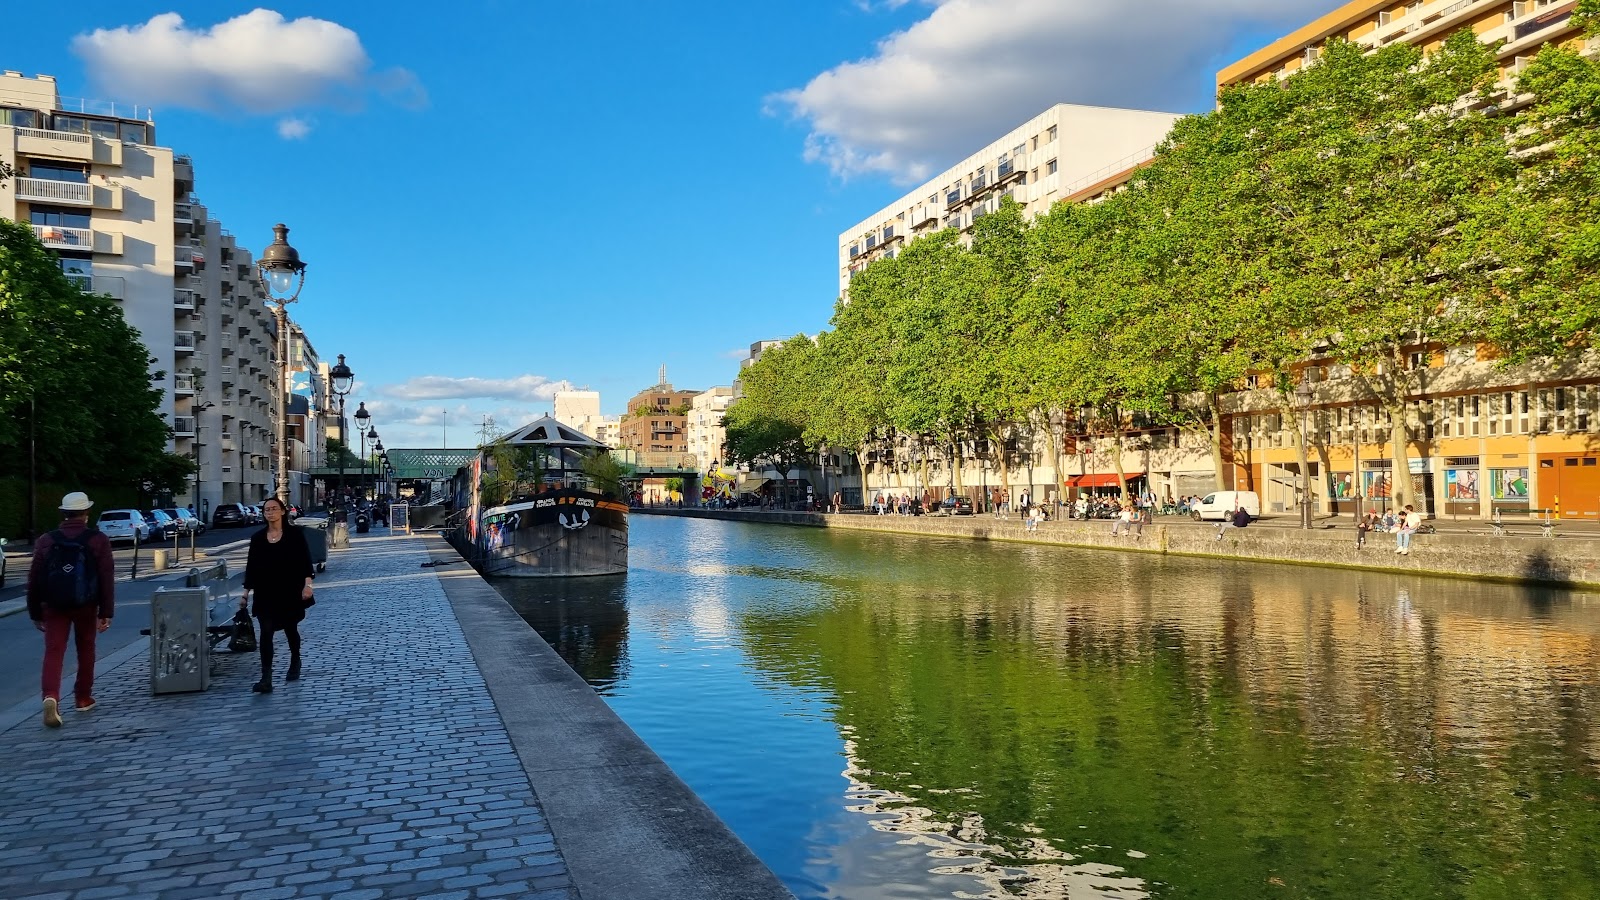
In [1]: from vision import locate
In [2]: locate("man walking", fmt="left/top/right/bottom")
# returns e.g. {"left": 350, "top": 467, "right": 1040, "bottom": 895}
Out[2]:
{"left": 27, "top": 492, "right": 115, "bottom": 728}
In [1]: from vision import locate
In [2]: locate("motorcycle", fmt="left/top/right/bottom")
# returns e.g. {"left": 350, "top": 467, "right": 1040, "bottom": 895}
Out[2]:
{"left": 355, "top": 510, "right": 371, "bottom": 534}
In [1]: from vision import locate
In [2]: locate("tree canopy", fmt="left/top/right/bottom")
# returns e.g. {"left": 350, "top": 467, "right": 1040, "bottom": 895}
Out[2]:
{"left": 731, "top": 30, "right": 1600, "bottom": 505}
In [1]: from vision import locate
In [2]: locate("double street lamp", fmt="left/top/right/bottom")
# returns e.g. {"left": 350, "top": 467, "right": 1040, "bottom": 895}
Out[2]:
{"left": 329, "top": 354, "right": 354, "bottom": 514}
{"left": 257, "top": 224, "right": 307, "bottom": 508}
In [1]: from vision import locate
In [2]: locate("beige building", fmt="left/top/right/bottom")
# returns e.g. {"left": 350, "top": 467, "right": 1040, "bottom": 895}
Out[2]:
{"left": 687, "top": 387, "right": 735, "bottom": 468}
{"left": 554, "top": 389, "right": 621, "bottom": 448}
{"left": 837, "top": 104, "right": 1183, "bottom": 294}
{"left": 1217, "top": 0, "right": 1592, "bottom": 92}
{"left": 1, "top": 71, "right": 310, "bottom": 516}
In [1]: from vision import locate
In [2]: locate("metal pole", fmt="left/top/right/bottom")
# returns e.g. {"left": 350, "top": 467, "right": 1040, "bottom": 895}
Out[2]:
{"left": 336, "top": 394, "right": 346, "bottom": 514}
{"left": 1301, "top": 405, "right": 1312, "bottom": 530}
{"left": 273, "top": 303, "right": 290, "bottom": 508}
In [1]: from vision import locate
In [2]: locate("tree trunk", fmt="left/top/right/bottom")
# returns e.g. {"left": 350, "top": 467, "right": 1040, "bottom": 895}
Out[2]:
{"left": 1387, "top": 398, "right": 1411, "bottom": 510}
{"left": 1207, "top": 392, "right": 1228, "bottom": 493}
{"left": 1281, "top": 393, "right": 1313, "bottom": 519}
{"left": 1111, "top": 435, "right": 1129, "bottom": 504}
{"left": 989, "top": 424, "right": 1012, "bottom": 510}
{"left": 1040, "top": 409, "right": 1063, "bottom": 506}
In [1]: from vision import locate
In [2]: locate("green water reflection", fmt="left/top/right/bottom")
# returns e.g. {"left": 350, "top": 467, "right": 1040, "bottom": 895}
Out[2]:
{"left": 502, "top": 518, "right": 1600, "bottom": 899}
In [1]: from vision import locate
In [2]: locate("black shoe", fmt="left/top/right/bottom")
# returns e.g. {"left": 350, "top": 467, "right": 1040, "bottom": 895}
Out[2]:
{"left": 251, "top": 680, "right": 273, "bottom": 693}
{"left": 286, "top": 660, "right": 301, "bottom": 682}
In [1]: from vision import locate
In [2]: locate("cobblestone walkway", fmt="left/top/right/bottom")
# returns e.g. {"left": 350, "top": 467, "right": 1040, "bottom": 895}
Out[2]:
{"left": 0, "top": 534, "right": 577, "bottom": 900}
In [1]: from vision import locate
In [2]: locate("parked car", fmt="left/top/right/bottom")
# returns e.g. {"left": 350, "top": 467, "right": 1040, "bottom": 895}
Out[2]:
{"left": 171, "top": 506, "right": 206, "bottom": 531}
{"left": 247, "top": 505, "right": 263, "bottom": 524}
{"left": 97, "top": 509, "right": 150, "bottom": 543}
{"left": 162, "top": 508, "right": 204, "bottom": 535}
{"left": 212, "top": 503, "right": 250, "bottom": 528}
{"left": 934, "top": 496, "right": 975, "bottom": 516}
{"left": 145, "top": 509, "right": 180, "bottom": 540}
{"left": 1190, "top": 490, "right": 1262, "bottom": 522}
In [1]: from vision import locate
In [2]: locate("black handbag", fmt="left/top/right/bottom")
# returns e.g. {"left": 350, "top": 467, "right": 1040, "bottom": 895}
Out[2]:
{"left": 228, "top": 609, "right": 257, "bottom": 653}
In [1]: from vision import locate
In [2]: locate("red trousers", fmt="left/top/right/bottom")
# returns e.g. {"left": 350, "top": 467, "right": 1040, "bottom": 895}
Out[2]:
{"left": 41, "top": 606, "right": 99, "bottom": 703}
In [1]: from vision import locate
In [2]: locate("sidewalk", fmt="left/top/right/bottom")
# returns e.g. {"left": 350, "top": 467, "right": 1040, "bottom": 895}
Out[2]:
{"left": 0, "top": 531, "right": 789, "bottom": 900}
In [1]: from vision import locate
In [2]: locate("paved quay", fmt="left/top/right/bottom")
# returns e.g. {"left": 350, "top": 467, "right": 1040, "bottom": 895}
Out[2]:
{"left": 638, "top": 507, "right": 1600, "bottom": 590}
{"left": 0, "top": 530, "right": 792, "bottom": 900}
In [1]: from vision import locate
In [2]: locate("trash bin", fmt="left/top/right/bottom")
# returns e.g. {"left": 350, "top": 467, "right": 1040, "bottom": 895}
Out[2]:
{"left": 152, "top": 548, "right": 168, "bottom": 571}
{"left": 150, "top": 587, "right": 212, "bottom": 694}
{"left": 304, "top": 523, "right": 328, "bottom": 573}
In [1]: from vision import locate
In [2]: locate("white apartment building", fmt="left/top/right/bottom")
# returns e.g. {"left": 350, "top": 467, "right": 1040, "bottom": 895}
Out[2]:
{"left": 554, "top": 389, "right": 621, "bottom": 448}
{"left": 1, "top": 71, "right": 307, "bottom": 518}
{"left": 838, "top": 103, "right": 1183, "bottom": 293}
{"left": 687, "top": 386, "right": 735, "bottom": 467}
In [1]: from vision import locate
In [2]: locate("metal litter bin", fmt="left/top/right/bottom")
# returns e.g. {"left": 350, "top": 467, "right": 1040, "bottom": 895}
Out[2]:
{"left": 304, "top": 522, "right": 328, "bottom": 572}
{"left": 150, "top": 587, "right": 212, "bottom": 694}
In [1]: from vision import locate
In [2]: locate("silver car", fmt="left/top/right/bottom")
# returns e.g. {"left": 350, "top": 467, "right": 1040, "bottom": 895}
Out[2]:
{"left": 97, "top": 509, "right": 150, "bottom": 543}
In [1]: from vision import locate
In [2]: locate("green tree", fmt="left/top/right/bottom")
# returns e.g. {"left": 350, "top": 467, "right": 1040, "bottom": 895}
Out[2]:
{"left": 722, "top": 403, "right": 809, "bottom": 498}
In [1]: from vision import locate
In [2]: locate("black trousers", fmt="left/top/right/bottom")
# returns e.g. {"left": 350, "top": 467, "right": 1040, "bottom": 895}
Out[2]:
{"left": 257, "top": 614, "right": 301, "bottom": 678}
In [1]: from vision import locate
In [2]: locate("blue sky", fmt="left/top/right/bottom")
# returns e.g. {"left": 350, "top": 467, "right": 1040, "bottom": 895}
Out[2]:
{"left": 10, "top": 1, "right": 1330, "bottom": 447}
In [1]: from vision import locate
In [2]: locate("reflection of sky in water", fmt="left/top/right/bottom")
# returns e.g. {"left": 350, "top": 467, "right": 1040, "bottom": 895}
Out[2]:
{"left": 495, "top": 516, "right": 1600, "bottom": 900}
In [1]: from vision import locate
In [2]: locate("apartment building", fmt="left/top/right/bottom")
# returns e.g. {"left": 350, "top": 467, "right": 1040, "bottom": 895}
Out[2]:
{"left": 686, "top": 386, "right": 735, "bottom": 468}
{"left": 1217, "top": 0, "right": 1590, "bottom": 92}
{"left": 618, "top": 376, "right": 699, "bottom": 456}
{"left": 554, "top": 389, "right": 622, "bottom": 448}
{"left": 837, "top": 104, "right": 1183, "bottom": 294}
{"left": 0, "top": 71, "right": 308, "bottom": 517}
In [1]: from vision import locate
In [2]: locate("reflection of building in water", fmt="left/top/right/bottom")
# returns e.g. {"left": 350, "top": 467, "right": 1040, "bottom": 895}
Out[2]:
{"left": 492, "top": 575, "right": 630, "bottom": 691}
{"left": 836, "top": 734, "right": 1149, "bottom": 899}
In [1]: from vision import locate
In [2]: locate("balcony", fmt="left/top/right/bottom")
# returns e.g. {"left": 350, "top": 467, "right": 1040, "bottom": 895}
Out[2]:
{"left": 31, "top": 224, "right": 92, "bottom": 251}
{"left": 174, "top": 373, "right": 195, "bottom": 394}
{"left": 14, "top": 127, "right": 92, "bottom": 162}
{"left": 865, "top": 234, "right": 878, "bottom": 251}
{"left": 882, "top": 225, "right": 901, "bottom": 245}
{"left": 65, "top": 273, "right": 93, "bottom": 293}
{"left": 220, "top": 365, "right": 235, "bottom": 384}
{"left": 175, "top": 331, "right": 197, "bottom": 354}
{"left": 92, "top": 275, "right": 125, "bottom": 300}
{"left": 174, "top": 203, "right": 195, "bottom": 232}
{"left": 970, "top": 172, "right": 988, "bottom": 194}
{"left": 172, "top": 417, "right": 197, "bottom": 438}
{"left": 998, "top": 158, "right": 1025, "bottom": 184}
{"left": 174, "top": 289, "right": 196, "bottom": 312}
{"left": 913, "top": 206, "right": 939, "bottom": 228}
{"left": 15, "top": 177, "right": 92, "bottom": 206}
{"left": 945, "top": 188, "right": 963, "bottom": 208}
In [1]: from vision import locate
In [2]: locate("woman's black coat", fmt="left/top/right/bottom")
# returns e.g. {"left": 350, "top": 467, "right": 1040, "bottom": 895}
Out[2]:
{"left": 243, "top": 525, "right": 314, "bottom": 623}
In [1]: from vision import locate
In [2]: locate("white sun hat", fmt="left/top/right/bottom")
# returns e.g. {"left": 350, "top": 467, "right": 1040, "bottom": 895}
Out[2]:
{"left": 59, "top": 492, "right": 94, "bottom": 512}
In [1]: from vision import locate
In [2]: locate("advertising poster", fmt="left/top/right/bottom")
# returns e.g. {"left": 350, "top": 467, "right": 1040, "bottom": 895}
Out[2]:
{"left": 1446, "top": 469, "right": 1479, "bottom": 502}
{"left": 1491, "top": 467, "right": 1529, "bottom": 500}
{"left": 1330, "top": 473, "right": 1355, "bottom": 499}
{"left": 1363, "top": 470, "right": 1392, "bottom": 500}
{"left": 467, "top": 457, "right": 483, "bottom": 541}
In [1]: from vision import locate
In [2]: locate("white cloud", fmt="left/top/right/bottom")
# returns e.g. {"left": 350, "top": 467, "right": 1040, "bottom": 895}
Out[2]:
{"left": 71, "top": 10, "right": 425, "bottom": 130}
{"left": 357, "top": 401, "right": 558, "bottom": 449}
{"left": 276, "top": 116, "right": 311, "bottom": 140}
{"left": 771, "top": 0, "right": 1330, "bottom": 182}
{"left": 377, "top": 374, "right": 574, "bottom": 404}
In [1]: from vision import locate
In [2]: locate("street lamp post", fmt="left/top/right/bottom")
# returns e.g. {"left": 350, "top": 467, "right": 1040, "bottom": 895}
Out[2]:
{"left": 257, "top": 224, "right": 307, "bottom": 508}
{"left": 1295, "top": 379, "right": 1316, "bottom": 530}
{"left": 329, "top": 354, "right": 354, "bottom": 515}
{"left": 192, "top": 401, "right": 215, "bottom": 516}
{"left": 354, "top": 402, "right": 371, "bottom": 503}
{"left": 374, "top": 441, "right": 385, "bottom": 500}
{"left": 366, "top": 427, "right": 378, "bottom": 501}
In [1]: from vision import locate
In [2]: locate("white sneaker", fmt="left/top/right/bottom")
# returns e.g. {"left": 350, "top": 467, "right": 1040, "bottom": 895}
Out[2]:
{"left": 42, "top": 698, "right": 61, "bottom": 728}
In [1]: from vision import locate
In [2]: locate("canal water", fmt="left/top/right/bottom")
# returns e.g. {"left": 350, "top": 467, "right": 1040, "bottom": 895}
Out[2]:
{"left": 488, "top": 515, "right": 1600, "bottom": 900}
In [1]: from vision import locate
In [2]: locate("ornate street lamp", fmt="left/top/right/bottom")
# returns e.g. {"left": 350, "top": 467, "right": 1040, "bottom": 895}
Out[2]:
{"left": 354, "top": 402, "right": 371, "bottom": 502}
{"left": 329, "top": 354, "right": 354, "bottom": 514}
{"left": 257, "top": 223, "right": 307, "bottom": 508}
{"left": 366, "top": 426, "right": 379, "bottom": 500}
{"left": 374, "top": 441, "right": 385, "bottom": 499}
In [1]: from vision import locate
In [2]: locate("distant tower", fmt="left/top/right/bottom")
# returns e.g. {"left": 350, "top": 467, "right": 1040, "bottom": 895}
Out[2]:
{"left": 657, "top": 364, "right": 668, "bottom": 386}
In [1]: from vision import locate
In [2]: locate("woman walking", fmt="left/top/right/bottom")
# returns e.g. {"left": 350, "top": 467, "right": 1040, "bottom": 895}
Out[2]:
{"left": 239, "top": 497, "right": 315, "bottom": 693}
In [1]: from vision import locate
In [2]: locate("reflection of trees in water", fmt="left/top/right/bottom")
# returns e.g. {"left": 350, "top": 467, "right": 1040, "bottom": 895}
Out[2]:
{"left": 837, "top": 734, "right": 1148, "bottom": 900}
{"left": 735, "top": 544, "right": 1600, "bottom": 899}
{"left": 491, "top": 575, "right": 630, "bottom": 692}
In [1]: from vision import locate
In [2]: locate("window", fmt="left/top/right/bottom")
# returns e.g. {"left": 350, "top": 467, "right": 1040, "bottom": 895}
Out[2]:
{"left": 1, "top": 106, "right": 42, "bottom": 129}
{"left": 119, "top": 122, "right": 149, "bottom": 145}
{"left": 1047, "top": 125, "right": 1058, "bottom": 142}
{"left": 1047, "top": 159, "right": 1058, "bottom": 175}
{"left": 28, "top": 161, "right": 88, "bottom": 183}
{"left": 1031, "top": 135, "right": 1039, "bottom": 150}
{"left": 30, "top": 207, "right": 91, "bottom": 229}
{"left": 1012, "top": 143, "right": 1025, "bottom": 158}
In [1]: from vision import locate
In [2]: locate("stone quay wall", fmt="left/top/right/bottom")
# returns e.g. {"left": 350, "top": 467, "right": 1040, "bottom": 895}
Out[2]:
{"left": 636, "top": 508, "right": 1600, "bottom": 591}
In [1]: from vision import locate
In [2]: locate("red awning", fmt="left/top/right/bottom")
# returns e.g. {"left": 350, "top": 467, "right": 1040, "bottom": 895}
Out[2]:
{"left": 1066, "top": 473, "right": 1145, "bottom": 488}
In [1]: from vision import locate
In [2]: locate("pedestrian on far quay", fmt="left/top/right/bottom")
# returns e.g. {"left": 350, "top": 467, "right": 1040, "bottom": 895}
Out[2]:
{"left": 27, "top": 491, "right": 115, "bottom": 728}
{"left": 240, "top": 497, "right": 315, "bottom": 694}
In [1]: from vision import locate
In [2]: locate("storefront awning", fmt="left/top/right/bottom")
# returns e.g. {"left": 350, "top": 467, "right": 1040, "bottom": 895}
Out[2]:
{"left": 1066, "top": 473, "right": 1144, "bottom": 488}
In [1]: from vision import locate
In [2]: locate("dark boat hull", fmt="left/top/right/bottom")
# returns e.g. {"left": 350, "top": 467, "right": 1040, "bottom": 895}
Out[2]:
{"left": 478, "top": 489, "right": 628, "bottom": 577}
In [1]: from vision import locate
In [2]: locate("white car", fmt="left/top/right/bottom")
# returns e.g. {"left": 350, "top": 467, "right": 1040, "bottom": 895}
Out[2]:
{"left": 97, "top": 509, "right": 150, "bottom": 543}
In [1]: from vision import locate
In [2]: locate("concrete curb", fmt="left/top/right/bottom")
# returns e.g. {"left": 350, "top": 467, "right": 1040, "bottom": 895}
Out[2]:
{"left": 427, "top": 535, "right": 795, "bottom": 900}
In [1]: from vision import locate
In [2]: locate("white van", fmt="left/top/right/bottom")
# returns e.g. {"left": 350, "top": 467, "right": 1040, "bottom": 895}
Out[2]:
{"left": 1190, "top": 491, "right": 1261, "bottom": 522}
